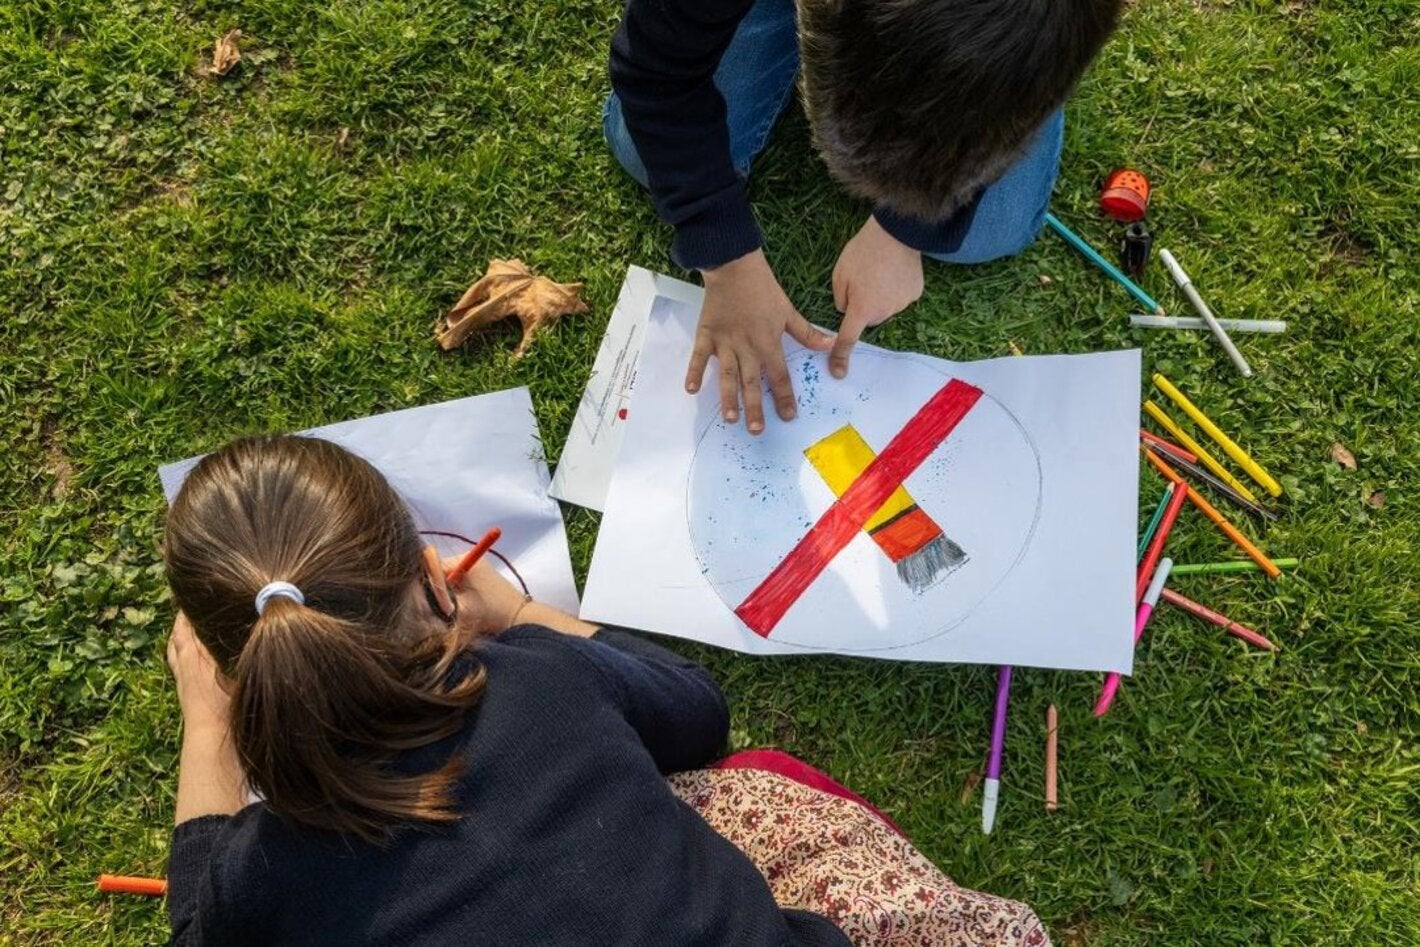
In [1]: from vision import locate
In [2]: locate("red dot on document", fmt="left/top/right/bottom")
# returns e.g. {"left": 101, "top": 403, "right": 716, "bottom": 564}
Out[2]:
{"left": 618, "top": 408, "right": 628, "bottom": 420}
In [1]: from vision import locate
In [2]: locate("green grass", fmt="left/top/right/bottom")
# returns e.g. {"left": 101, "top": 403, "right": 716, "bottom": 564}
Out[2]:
{"left": 2, "top": 0, "right": 1417, "bottom": 942}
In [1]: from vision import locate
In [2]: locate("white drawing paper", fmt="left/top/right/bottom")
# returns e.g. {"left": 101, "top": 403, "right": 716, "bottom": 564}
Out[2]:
{"left": 550, "top": 266, "right": 704, "bottom": 511}
{"left": 581, "top": 292, "right": 1142, "bottom": 673}
{"left": 158, "top": 387, "right": 580, "bottom": 613}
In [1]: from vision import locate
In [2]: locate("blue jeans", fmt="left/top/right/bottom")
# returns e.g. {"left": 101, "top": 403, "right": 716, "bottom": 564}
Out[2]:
{"left": 603, "top": 0, "right": 1064, "bottom": 264}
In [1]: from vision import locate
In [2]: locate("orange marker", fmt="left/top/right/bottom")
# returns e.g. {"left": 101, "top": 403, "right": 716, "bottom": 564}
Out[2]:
{"left": 98, "top": 874, "right": 167, "bottom": 897}
{"left": 1141, "top": 447, "right": 1280, "bottom": 579}
{"left": 445, "top": 527, "right": 502, "bottom": 586}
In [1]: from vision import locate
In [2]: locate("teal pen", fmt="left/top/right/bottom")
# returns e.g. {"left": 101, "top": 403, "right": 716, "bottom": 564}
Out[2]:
{"left": 1045, "top": 213, "right": 1165, "bottom": 316}
{"left": 1138, "top": 482, "right": 1176, "bottom": 560}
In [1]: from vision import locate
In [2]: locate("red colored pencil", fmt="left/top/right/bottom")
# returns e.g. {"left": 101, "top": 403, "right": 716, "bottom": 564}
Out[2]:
{"left": 445, "top": 527, "right": 502, "bottom": 586}
{"left": 1136, "top": 478, "right": 1190, "bottom": 601}
{"left": 1139, "top": 429, "right": 1198, "bottom": 464}
{"left": 1160, "top": 588, "right": 1278, "bottom": 651}
{"left": 98, "top": 874, "right": 167, "bottom": 897}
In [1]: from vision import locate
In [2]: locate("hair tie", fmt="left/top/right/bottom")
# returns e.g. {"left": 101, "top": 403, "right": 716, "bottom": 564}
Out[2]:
{"left": 254, "top": 581, "right": 304, "bottom": 616}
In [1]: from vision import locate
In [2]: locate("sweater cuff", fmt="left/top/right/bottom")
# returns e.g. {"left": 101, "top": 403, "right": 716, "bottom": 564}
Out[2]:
{"left": 167, "top": 815, "right": 229, "bottom": 931}
{"left": 873, "top": 191, "right": 983, "bottom": 256}
{"left": 670, "top": 184, "right": 763, "bottom": 271}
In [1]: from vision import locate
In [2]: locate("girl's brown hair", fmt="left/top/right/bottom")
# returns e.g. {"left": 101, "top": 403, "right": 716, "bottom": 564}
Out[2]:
{"left": 164, "top": 436, "right": 485, "bottom": 842}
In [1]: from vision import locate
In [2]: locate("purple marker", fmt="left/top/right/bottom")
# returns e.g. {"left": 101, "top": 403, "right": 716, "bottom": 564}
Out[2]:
{"left": 982, "top": 665, "right": 1013, "bottom": 834}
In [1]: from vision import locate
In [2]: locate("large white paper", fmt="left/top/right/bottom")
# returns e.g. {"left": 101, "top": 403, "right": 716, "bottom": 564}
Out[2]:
{"left": 159, "top": 388, "right": 579, "bottom": 612}
{"left": 550, "top": 266, "right": 704, "bottom": 511}
{"left": 582, "top": 292, "right": 1142, "bottom": 673}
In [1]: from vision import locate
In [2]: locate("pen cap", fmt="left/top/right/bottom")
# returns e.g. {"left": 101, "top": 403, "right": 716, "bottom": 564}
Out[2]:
{"left": 1158, "top": 249, "right": 1190, "bottom": 287}
{"left": 1143, "top": 557, "right": 1174, "bottom": 607}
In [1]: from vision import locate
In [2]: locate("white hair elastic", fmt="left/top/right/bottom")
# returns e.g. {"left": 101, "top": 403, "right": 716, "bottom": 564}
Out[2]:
{"left": 254, "top": 581, "right": 305, "bottom": 616}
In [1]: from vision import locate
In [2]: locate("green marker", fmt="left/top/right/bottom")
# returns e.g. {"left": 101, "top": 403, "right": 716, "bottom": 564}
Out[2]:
{"left": 1170, "top": 558, "right": 1300, "bottom": 575}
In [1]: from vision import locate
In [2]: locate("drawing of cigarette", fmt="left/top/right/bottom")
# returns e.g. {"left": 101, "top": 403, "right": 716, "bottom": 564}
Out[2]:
{"left": 804, "top": 424, "right": 967, "bottom": 592}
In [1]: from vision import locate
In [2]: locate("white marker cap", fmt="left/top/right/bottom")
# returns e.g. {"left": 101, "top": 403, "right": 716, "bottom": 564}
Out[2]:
{"left": 981, "top": 778, "right": 1001, "bottom": 835}
{"left": 1143, "top": 557, "right": 1174, "bottom": 608}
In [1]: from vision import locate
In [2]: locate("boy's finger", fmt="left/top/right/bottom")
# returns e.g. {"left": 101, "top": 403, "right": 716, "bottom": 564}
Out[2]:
{"left": 829, "top": 310, "right": 867, "bottom": 379}
{"left": 685, "top": 332, "right": 713, "bottom": 394}
{"left": 739, "top": 355, "right": 766, "bottom": 434}
{"left": 717, "top": 351, "right": 741, "bottom": 424}
{"left": 765, "top": 353, "right": 797, "bottom": 421}
{"left": 787, "top": 311, "right": 834, "bottom": 351}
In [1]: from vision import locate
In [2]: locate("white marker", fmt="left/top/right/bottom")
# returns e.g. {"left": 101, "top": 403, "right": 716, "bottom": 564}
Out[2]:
{"left": 1158, "top": 249, "right": 1253, "bottom": 378}
{"left": 1130, "top": 315, "right": 1287, "bottom": 334}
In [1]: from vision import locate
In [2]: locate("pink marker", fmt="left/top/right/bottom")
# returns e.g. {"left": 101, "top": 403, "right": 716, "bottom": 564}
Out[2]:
{"left": 1096, "top": 558, "right": 1173, "bottom": 717}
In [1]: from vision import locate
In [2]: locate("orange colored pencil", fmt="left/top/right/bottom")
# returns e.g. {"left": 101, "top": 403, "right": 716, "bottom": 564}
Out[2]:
{"left": 1141, "top": 447, "right": 1280, "bottom": 579}
{"left": 1139, "top": 429, "right": 1197, "bottom": 464}
{"left": 445, "top": 527, "right": 502, "bottom": 586}
{"left": 1160, "top": 588, "right": 1278, "bottom": 651}
{"left": 98, "top": 874, "right": 167, "bottom": 897}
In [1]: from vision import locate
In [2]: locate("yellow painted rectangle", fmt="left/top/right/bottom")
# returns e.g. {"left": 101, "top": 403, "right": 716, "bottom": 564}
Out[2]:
{"left": 805, "top": 425, "right": 917, "bottom": 533}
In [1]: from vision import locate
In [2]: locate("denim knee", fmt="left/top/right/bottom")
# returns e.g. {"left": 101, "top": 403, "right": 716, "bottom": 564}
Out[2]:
{"left": 601, "top": 93, "right": 650, "bottom": 188}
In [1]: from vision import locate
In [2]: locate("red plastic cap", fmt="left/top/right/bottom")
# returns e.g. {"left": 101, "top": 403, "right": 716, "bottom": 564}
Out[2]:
{"left": 1100, "top": 168, "right": 1151, "bottom": 222}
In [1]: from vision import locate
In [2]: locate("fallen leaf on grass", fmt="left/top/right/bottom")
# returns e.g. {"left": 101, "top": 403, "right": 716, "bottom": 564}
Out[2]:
{"left": 958, "top": 769, "right": 982, "bottom": 804}
{"left": 1036, "top": 273, "right": 1053, "bottom": 286}
{"left": 209, "top": 30, "right": 242, "bottom": 77}
{"left": 436, "top": 259, "right": 588, "bottom": 358}
{"left": 1366, "top": 490, "right": 1385, "bottom": 509}
{"left": 1330, "top": 442, "right": 1357, "bottom": 470}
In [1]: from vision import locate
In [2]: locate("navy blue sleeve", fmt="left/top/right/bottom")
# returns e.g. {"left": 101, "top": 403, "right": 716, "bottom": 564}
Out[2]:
{"left": 609, "top": 0, "right": 761, "bottom": 269}
{"left": 873, "top": 190, "right": 983, "bottom": 256}
{"left": 565, "top": 627, "right": 730, "bottom": 773}
{"left": 168, "top": 815, "right": 232, "bottom": 945}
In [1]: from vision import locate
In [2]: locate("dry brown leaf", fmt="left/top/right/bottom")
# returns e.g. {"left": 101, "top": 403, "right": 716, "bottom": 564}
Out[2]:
{"left": 1330, "top": 442, "right": 1357, "bottom": 470}
{"left": 210, "top": 29, "right": 242, "bottom": 77}
{"left": 1036, "top": 273, "right": 1053, "bottom": 286}
{"left": 436, "top": 259, "right": 588, "bottom": 357}
{"left": 1366, "top": 490, "right": 1385, "bottom": 509}
{"left": 958, "top": 769, "right": 983, "bottom": 804}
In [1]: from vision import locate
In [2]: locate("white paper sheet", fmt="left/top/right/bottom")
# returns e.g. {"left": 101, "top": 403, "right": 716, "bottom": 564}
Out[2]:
{"left": 549, "top": 266, "right": 704, "bottom": 511}
{"left": 582, "top": 292, "right": 1142, "bottom": 673}
{"left": 158, "top": 388, "right": 580, "bottom": 613}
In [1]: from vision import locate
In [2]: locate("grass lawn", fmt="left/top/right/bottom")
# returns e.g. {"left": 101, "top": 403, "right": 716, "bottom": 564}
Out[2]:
{"left": 2, "top": 0, "right": 1417, "bottom": 942}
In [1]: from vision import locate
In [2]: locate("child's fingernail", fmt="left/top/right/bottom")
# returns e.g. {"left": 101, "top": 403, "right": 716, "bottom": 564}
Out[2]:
{"left": 831, "top": 365, "right": 846, "bottom": 379}
{"left": 725, "top": 409, "right": 738, "bottom": 422}
{"left": 687, "top": 382, "right": 699, "bottom": 393}
{"left": 749, "top": 421, "right": 763, "bottom": 433}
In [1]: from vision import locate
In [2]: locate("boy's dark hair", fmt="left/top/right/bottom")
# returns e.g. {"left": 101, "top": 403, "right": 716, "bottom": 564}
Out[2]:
{"left": 798, "top": 0, "right": 1123, "bottom": 221}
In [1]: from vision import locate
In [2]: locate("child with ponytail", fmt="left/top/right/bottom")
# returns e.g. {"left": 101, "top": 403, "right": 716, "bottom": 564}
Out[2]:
{"left": 164, "top": 435, "right": 1049, "bottom": 945}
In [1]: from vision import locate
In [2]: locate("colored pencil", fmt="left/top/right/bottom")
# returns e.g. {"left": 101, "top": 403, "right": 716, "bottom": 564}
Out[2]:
{"left": 1170, "top": 558, "right": 1299, "bottom": 575}
{"left": 1158, "top": 249, "right": 1252, "bottom": 377}
{"left": 1136, "top": 482, "right": 1189, "bottom": 601}
{"left": 1097, "top": 558, "right": 1173, "bottom": 717}
{"left": 1138, "top": 483, "right": 1176, "bottom": 560}
{"left": 1044, "top": 704, "right": 1059, "bottom": 813}
{"left": 1140, "top": 429, "right": 1197, "bottom": 464}
{"left": 1160, "top": 588, "right": 1278, "bottom": 651}
{"left": 1142, "top": 447, "right": 1281, "bottom": 579}
{"left": 1143, "top": 446, "right": 1278, "bottom": 522}
{"left": 1045, "top": 213, "right": 1165, "bottom": 315}
{"left": 98, "top": 874, "right": 167, "bottom": 897}
{"left": 1152, "top": 373, "right": 1283, "bottom": 497}
{"left": 1130, "top": 315, "right": 1287, "bottom": 334}
{"left": 982, "top": 665, "right": 1012, "bottom": 835}
{"left": 445, "top": 527, "right": 502, "bottom": 586}
{"left": 1143, "top": 401, "right": 1261, "bottom": 504}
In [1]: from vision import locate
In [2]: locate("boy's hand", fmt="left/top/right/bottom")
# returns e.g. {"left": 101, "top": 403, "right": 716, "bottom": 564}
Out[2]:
{"left": 166, "top": 612, "right": 232, "bottom": 734}
{"left": 688, "top": 249, "right": 833, "bottom": 435}
{"left": 830, "top": 216, "right": 924, "bottom": 378}
{"left": 442, "top": 556, "right": 528, "bottom": 636}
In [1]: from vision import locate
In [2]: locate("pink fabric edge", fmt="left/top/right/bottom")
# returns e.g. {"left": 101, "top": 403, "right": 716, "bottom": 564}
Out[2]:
{"left": 714, "top": 749, "right": 905, "bottom": 837}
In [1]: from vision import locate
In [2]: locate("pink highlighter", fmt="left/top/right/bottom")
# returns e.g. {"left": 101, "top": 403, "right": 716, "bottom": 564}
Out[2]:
{"left": 1095, "top": 557, "right": 1173, "bottom": 717}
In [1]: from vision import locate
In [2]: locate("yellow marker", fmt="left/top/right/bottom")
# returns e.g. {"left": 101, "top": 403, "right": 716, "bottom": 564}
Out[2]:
{"left": 1152, "top": 373, "right": 1282, "bottom": 497}
{"left": 1142, "top": 401, "right": 1261, "bottom": 504}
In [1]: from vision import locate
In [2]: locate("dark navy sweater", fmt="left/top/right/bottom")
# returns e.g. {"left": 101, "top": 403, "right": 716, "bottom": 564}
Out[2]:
{"left": 610, "top": 0, "right": 978, "bottom": 269}
{"left": 167, "top": 626, "right": 848, "bottom": 945}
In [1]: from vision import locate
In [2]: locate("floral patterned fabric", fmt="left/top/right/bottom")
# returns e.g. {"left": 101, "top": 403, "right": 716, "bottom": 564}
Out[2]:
{"left": 669, "top": 767, "right": 1051, "bottom": 947}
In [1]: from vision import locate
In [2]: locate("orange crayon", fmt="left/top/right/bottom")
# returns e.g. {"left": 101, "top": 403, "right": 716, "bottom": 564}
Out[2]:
{"left": 98, "top": 874, "right": 167, "bottom": 897}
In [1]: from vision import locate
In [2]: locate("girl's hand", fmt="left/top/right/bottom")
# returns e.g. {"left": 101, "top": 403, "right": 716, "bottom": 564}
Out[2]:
{"left": 441, "top": 557, "right": 528, "bottom": 637}
{"left": 166, "top": 612, "right": 232, "bottom": 733}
